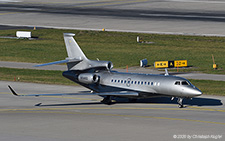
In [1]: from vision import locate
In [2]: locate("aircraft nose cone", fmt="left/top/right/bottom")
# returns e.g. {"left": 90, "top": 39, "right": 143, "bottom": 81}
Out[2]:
{"left": 185, "top": 87, "right": 202, "bottom": 96}
{"left": 194, "top": 90, "right": 202, "bottom": 96}
{"left": 191, "top": 87, "right": 202, "bottom": 96}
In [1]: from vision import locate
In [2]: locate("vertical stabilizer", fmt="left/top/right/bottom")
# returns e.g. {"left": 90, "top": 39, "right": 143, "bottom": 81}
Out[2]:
{"left": 35, "top": 33, "right": 113, "bottom": 71}
{"left": 64, "top": 33, "right": 87, "bottom": 60}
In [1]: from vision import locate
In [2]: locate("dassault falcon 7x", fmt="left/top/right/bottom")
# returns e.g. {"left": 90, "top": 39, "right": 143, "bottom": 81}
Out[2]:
{"left": 8, "top": 33, "right": 202, "bottom": 108}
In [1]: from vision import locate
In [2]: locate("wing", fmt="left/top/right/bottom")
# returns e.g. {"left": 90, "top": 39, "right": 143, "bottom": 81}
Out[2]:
{"left": 8, "top": 85, "right": 139, "bottom": 97}
{"left": 98, "top": 91, "right": 138, "bottom": 96}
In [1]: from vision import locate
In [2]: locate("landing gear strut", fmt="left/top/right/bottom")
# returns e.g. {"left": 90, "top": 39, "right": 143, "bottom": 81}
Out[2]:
{"left": 101, "top": 96, "right": 112, "bottom": 105}
{"left": 177, "top": 97, "right": 184, "bottom": 108}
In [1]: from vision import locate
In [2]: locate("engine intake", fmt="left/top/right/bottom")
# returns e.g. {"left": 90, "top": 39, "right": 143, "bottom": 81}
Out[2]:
{"left": 78, "top": 73, "right": 100, "bottom": 84}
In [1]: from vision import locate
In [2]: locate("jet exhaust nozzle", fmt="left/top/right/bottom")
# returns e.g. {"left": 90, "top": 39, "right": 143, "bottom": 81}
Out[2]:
{"left": 78, "top": 73, "right": 100, "bottom": 84}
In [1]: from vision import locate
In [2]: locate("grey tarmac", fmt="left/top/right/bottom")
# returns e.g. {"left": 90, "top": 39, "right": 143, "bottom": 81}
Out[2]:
{"left": 0, "top": 81, "right": 224, "bottom": 141}
{"left": 1, "top": 0, "right": 225, "bottom": 36}
{"left": 1, "top": 0, "right": 225, "bottom": 140}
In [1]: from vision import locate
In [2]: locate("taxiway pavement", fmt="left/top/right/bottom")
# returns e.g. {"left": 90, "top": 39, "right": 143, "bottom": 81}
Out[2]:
{"left": 1, "top": 0, "right": 225, "bottom": 36}
{"left": 0, "top": 81, "right": 224, "bottom": 141}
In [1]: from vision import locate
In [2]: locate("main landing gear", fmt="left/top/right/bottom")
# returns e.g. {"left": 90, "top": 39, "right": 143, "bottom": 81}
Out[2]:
{"left": 101, "top": 96, "right": 112, "bottom": 105}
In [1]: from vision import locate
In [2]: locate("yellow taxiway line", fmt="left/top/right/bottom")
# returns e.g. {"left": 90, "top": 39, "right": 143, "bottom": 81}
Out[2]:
{"left": 0, "top": 12, "right": 22, "bottom": 16}
{"left": 0, "top": 108, "right": 225, "bottom": 126}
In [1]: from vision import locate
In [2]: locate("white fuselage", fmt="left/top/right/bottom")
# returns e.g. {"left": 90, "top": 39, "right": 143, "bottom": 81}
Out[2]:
{"left": 65, "top": 71, "right": 202, "bottom": 98}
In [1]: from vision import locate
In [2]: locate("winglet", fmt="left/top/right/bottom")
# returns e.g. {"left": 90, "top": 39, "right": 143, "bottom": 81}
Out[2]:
{"left": 8, "top": 85, "right": 19, "bottom": 96}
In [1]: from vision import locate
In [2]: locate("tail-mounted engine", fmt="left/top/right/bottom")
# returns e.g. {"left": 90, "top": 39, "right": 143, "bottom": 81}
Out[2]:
{"left": 67, "top": 60, "right": 113, "bottom": 71}
{"left": 78, "top": 73, "right": 100, "bottom": 84}
{"left": 91, "top": 60, "right": 113, "bottom": 71}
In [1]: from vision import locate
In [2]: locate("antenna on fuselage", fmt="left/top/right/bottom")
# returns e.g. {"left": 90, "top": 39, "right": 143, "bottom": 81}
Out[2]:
{"left": 165, "top": 68, "right": 169, "bottom": 76}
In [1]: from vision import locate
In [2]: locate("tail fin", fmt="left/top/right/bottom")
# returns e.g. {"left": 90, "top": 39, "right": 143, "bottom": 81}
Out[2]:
{"left": 34, "top": 33, "right": 87, "bottom": 68}
{"left": 35, "top": 33, "right": 113, "bottom": 71}
{"left": 64, "top": 33, "right": 87, "bottom": 60}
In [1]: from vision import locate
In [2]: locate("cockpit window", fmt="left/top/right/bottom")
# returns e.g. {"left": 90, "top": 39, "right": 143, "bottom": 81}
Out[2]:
{"left": 174, "top": 81, "right": 180, "bottom": 85}
{"left": 175, "top": 81, "right": 190, "bottom": 85}
{"left": 182, "top": 81, "right": 190, "bottom": 85}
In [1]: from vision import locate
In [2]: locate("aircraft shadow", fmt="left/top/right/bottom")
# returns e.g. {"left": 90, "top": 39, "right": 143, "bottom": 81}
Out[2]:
{"left": 115, "top": 97, "right": 223, "bottom": 107}
{"left": 38, "top": 102, "right": 103, "bottom": 107}
{"left": 37, "top": 97, "right": 222, "bottom": 107}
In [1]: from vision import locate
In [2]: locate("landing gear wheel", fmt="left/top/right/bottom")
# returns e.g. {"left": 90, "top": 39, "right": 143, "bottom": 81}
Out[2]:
{"left": 101, "top": 96, "right": 112, "bottom": 105}
{"left": 178, "top": 104, "right": 184, "bottom": 108}
{"left": 177, "top": 98, "right": 184, "bottom": 108}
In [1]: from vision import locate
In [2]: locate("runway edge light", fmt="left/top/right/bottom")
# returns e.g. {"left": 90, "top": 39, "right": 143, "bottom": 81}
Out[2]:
{"left": 212, "top": 54, "right": 218, "bottom": 69}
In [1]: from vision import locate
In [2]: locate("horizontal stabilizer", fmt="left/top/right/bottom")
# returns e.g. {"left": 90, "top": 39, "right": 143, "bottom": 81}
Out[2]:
{"left": 34, "top": 60, "right": 69, "bottom": 67}
{"left": 34, "top": 58, "right": 82, "bottom": 67}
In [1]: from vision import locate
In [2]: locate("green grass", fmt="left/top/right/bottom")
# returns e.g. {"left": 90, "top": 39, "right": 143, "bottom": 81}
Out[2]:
{"left": 0, "top": 68, "right": 224, "bottom": 96}
{"left": 0, "top": 67, "right": 74, "bottom": 85}
{"left": 190, "top": 79, "right": 225, "bottom": 96}
{"left": 0, "top": 28, "right": 225, "bottom": 74}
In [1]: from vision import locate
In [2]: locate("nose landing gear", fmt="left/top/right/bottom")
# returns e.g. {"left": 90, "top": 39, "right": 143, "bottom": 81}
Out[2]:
{"left": 177, "top": 97, "right": 184, "bottom": 108}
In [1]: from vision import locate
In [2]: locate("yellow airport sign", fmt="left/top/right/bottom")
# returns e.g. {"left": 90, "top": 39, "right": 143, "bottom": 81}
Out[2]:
{"left": 154, "top": 60, "right": 187, "bottom": 68}
{"left": 174, "top": 60, "right": 187, "bottom": 67}
{"left": 154, "top": 61, "right": 168, "bottom": 68}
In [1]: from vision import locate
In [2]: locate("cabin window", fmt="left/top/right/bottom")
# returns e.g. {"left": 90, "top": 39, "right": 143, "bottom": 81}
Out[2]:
{"left": 111, "top": 79, "right": 113, "bottom": 82}
{"left": 118, "top": 80, "right": 120, "bottom": 83}
{"left": 138, "top": 81, "right": 140, "bottom": 85}
{"left": 131, "top": 81, "right": 133, "bottom": 84}
{"left": 124, "top": 80, "right": 127, "bottom": 84}
{"left": 134, "top": 81, "right": 137, "bottom": 84}
{"left": 148, "top": 82, "right": 150, "bottom": 85}
{"left": 121, "top": 80, "right": 123, "bottom": 83}
{"left": 144, "top": 82, "right": 147, "bottom": 85}
{"left": 151, "top": 82, "right": 153, "bottom": 86}
{"left": 114, "top": 80, "right": 117, "bottom": 83}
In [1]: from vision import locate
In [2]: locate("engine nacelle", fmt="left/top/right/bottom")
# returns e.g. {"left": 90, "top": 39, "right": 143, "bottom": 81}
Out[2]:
{"left": 106, "top": 61, "right": 113, "bottom": 70}
{"left": 102, "top": 61, "right": 113, "bottom": 70}
{"left": 88, "top": 60, "right": 113, "bottom": 71}
{"left": 78, "top": 73, "right": 100, "bottom": 84}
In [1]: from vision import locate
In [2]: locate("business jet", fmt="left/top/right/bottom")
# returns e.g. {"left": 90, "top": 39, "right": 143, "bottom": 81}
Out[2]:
{"left": 8, "top": 33, "right": 202, "bottom": 108}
